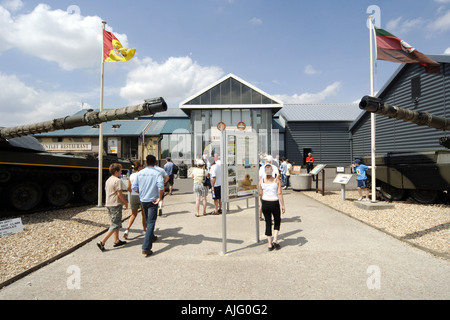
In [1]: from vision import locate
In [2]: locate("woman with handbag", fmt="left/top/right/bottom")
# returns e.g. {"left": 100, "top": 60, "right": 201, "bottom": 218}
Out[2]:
{"left": 191, "top": 160, "right": 210, "bottom": 217}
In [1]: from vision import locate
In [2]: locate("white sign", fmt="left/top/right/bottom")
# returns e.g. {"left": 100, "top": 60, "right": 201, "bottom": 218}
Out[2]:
{"left": 333, "top": 174, "right": 353, "bottom": 185}
{"left": 0, "top": 218, "right": 24, "bottom": 237}
{"left": 42, "top": 142, "right": 92, "bottom": 151}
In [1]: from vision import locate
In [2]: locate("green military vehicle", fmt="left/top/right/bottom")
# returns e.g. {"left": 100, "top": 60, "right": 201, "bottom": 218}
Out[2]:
{"left": 358, "top": 96, "right": 449, "bottom": 204}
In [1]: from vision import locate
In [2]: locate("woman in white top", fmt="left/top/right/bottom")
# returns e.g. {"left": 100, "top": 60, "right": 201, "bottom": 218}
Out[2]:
{"left": 191, "top": 160, "right": 209, "bottom": 217}
{"left": 259, "top": 164, "right": 285, "bottom": 251}
{"left": 124, "top": 161, "right": 145, "bottom": 239}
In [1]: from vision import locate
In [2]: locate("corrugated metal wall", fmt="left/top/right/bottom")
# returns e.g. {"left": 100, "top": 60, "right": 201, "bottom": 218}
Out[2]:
{"left": 351, "top": 63, "right": 449, "bottom": 157}
{"left": 286, "top": 121, "right": 352, "bottom": 166}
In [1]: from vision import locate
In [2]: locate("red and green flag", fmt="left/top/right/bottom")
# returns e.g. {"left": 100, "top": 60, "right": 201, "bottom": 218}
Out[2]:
{"left": 375, "top": 26, "right": 440, "bottom": 73}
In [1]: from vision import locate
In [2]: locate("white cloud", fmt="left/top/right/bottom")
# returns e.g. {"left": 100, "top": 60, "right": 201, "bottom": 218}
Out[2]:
{"left": 428, "top": 9, "right": 450, "bottom": 32}
{"left": 249, "top": 17, "right": 262, "bottom": 25}
{"left": 445, "top": 47, "right": 450, "bottom": 54}
{"left": 386, "top": 16, "right": 424, "bottom": 35}
{"left": 0, "top": 73, "right": 89, "bottom": 127}
{"left": 273, "top": 82, "right": 342, "bottom": 104}
{"left": 1, "top": 0, "right": 23, "bottom": 11}
{"left": 304, "top": 65, "right": 320, "bottom": 75}
{"left": 0, "top": 3, "right": 131, "bottom": 70}
{"left": 120, "top": 56, "right": 224, "bottom": 106}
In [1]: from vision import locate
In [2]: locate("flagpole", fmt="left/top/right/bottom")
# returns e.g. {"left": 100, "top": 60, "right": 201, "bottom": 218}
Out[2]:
{"left": 369, "top": 16, "right": 377, "bottom": 203}
{"left": 98, "top": 21, "right": 107, "bottom": 207}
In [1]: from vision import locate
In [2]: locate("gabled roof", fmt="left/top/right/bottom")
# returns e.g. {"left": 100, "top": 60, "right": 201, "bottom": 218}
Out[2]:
{"left": 180, "top": 73, "right": 283, "bottom": 112}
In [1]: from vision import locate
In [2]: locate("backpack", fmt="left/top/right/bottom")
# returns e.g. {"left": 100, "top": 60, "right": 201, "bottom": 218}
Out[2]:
{"left": 172, "top": 163, "right": 179, "bottom": 175}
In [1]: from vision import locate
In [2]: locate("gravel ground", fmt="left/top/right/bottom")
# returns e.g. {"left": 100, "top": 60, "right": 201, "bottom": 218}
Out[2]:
{"left": 0, "top": 206, "right": 129, "bottom": 285}
{"left": 1, "top": 191, "right": 449, "bottom": 285}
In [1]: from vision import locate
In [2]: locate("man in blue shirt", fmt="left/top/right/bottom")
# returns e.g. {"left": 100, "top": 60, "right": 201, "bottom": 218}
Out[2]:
{"left": 164, "top": 157, "right": 175, "bottom": 195}
{"left": 132, "top": 155, "right": 164, "bottom": 257}
{"left": 352, "top": 159, "right": 375, "bottom": 201}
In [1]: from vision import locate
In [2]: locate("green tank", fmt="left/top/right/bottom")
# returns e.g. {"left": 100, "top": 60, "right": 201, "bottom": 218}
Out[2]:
{"left": 0, "top": 98, "right": 167, "bottom": 212}
{"left": 358, "top": 96, "right": 450, "bottom": 204}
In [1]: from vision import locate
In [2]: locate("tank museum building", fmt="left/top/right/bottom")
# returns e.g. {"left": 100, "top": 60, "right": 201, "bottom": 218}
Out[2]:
{"left": 33, "top": 59, "right": 450, "bottom": 170}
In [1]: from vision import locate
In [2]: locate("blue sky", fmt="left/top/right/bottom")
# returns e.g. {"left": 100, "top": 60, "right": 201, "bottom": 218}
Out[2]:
{"left": 1, "top": 0, "right": 450, "bottom": 127}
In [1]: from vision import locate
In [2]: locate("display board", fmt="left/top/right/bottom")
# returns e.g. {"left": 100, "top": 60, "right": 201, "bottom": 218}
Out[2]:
{"left": 310, "top": 164, "right": 327, "bottom": 175}
{"left": 333, "top": 174, "right": 353, "bottom": 185}
{"left": 224, "top": 131, "right": 259, "bottom": 200}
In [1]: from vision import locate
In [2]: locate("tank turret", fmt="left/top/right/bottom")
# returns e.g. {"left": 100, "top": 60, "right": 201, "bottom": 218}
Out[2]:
{"left": 0, "top": 98, "right": 167, "bottom": 213}
{"left": 359, "top": 95, "right": 450, "bottom": 132}
{"left": 356, "top": 96, "right": 449, "bottom": 204}
{"left": 0, "top": 97, "right": 167, "bottom": 140}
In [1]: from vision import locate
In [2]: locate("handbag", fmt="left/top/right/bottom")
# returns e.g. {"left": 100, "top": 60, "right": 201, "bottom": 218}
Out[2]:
{"left": 202, "top": 170, "right": 211, "bottom": 188}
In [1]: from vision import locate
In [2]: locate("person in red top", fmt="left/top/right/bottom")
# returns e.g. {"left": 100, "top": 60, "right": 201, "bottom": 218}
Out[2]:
{"left": 306, "top": 153, "right": 315, "bottom": 181}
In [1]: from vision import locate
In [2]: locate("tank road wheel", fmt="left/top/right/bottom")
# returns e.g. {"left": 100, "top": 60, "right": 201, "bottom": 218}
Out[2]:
{"left": 45, "top": 181, "right": 73, "bottom": 207}
{"left": 77, "top": 180, "right": 98, "bottom": 203}
{"left": 409, "top": 190, "right": 441, "bottom": 204}
{"left": 380, "top": 182, "right": 407, "bottom": 201}
{"left": 9, "top": 182, "right": 43, "bottom": 211}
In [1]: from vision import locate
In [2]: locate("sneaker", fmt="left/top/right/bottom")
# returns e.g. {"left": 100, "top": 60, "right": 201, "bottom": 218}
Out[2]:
{"left": 123, "top": 230, "right": 129, "bottom": 239}
{"left": 113, "top": 240, "right": 127, "bottom": 247}
{"left": 273, "top": 242, "right": 281, "bottom": 250}
{"left": 362, "top": 198, "right": 370, "bottom": 201}
{"left": 97, "top": 241, "right": 105, "bottom": 252}
{"left": 357, "top": 197, "right": 364, "bottom": 201}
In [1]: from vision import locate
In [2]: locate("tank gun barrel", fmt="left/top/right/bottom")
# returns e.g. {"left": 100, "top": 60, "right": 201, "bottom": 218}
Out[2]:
{"left": 0, "top": 97, "right": 167, "bottom": 140}
{"left": 359, "top": 96, "right": 450, "bottom": 131}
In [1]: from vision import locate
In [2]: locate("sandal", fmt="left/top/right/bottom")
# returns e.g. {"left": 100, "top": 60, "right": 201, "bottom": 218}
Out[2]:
{"left": 211, "top": 211, "right": 219, "bottom": 215}
{"left": 273, "top": 242, "right": 281, "bottom": 250}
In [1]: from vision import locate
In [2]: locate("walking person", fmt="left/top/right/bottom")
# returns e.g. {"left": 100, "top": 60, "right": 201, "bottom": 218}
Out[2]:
{"left": 210, "top": 157, "right": 222, "bottom": 215}
{"left": 279, "top": 157, "right": 287, "bottom": 187}
{"left": 97, "top": 163, "right": 128, "bottom": 251}
{"left": 191, "top": 160, "right": 209, "bottom": 217}
{"left": 259, "top": 164, "right": 285, "bottom": 251}
{"left": 124, "top": 161, "right": 145, "bottom": 239}
{"left": 154, "top": 162, "right": 169, "bottom": 216}
{"left": 132, "top": 155, "right": 164, "bottom": 257}
{"left": 284, "top": 159, "right": 292, "bottom": 190}
{"left": 164, "top": 157, "right": 175, "bottom": 195}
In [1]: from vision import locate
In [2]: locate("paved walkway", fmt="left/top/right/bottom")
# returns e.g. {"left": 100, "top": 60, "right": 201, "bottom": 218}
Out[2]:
{"left": 0, "top": 177, "right": 449, "bottom": 300}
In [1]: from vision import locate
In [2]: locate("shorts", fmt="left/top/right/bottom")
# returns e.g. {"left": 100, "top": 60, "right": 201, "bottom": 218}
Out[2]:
{"left": 107, "top": 205, "right": 123, "bottom": 231}
{"left": 357, "top": 179, "right": 368, "bottom": 189}
{"left": 213, "top": 186, "right": 221, "bottom": 200}
{"left": 193, "top": 182, "right": 208, "bottom": 197}
{"left": 129, "top": 194, "right": 141, "bottom": 210}
{"left": 168, "top": 174, "right": 174, "bottom": 186}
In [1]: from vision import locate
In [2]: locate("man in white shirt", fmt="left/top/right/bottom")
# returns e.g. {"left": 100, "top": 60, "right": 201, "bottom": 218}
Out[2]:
{"left": 210, "top": 157, "right": 222, "bottom": 215}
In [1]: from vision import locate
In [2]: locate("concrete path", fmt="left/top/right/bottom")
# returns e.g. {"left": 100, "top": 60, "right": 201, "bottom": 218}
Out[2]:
{"left": 0, "top": 177, "right": 448, "bottom": 300}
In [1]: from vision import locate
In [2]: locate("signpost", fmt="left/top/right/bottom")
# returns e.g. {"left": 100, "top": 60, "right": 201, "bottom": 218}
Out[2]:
{"left": 333, "top": 174, "right": 354, "bottom": 201}
{"left": 220, "top": 127, "right": 260, "bottom": 255}
{"left": 311, "top": 164, "right": 327, "bottom": 196}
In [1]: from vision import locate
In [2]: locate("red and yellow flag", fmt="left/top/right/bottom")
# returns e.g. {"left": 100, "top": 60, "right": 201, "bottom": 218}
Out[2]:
{"left": 103, "top": 29, "right": 136, "bottom": 62}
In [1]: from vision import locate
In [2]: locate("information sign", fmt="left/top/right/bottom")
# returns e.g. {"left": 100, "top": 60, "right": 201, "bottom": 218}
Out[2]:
{"left": 333, "top": 174, "right": 353, "bottom": 185}
{"left": 310, "top": 164, "right": 327, "bottom": 175}
{"left": 0, "top": 218, "right": 24, "bottom": 237}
